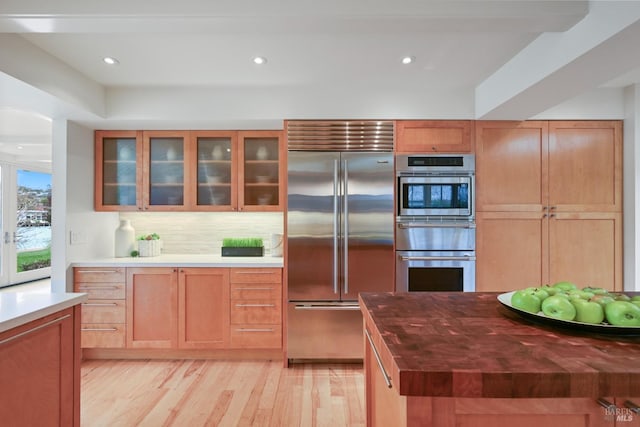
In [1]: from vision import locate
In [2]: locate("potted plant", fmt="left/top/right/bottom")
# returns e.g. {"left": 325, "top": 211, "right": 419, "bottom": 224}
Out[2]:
{"left": 221, "top": 237, "right": 264, "bottom": 257}
{"left": 137, "top": 233, "right": 162, "bottom": 257}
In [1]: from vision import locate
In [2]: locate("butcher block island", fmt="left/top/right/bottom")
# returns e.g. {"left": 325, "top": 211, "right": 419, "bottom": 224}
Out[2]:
{"left": 359, "top": 292, "right": 640, "bottom": 427}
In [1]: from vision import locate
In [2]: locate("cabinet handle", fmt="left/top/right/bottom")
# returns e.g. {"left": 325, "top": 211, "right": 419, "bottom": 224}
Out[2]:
{"left": 235, "top": 303, "right": 275, "bottom": 307}
{"left": 0, "top": 314, "right": 71, "bottom": 346}
{"left": 234, "top": 287, "right": 274, "bottom": 290}
{"left": 542, "top": 214, "right": 547, "bottom": 218}
{"left": 235, "top": 271, "right": 276, "bottom": 275}
{"left": 624, "top": 400, "right": 640, "bottom": 414}
{"left": 596, "top": 398, "right": 616, "bottom": 411}
{"left": 81, "top": 327, "right": 119, "bottom": 332}
{"left": 77, "top": 270, "right": 120, "bottom": 274}
{"left": 78, "top": 286, "right": 120, "bottom": 290}
{"left": 234, "top": 328, "right": 274, "bottom": 333}
{"left": 82, "top": 302, "right": 118, "bottom": 307}
{"left": 365, "top": 328, "right": 392, "bottom": 389}
{"left": 549, "top": 206, "right": 556, "bottom": 210}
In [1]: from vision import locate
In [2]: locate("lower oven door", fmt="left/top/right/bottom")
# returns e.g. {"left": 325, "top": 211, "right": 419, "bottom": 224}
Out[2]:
{"left": 396, "top": 250, "right": 475, "bottom": 292}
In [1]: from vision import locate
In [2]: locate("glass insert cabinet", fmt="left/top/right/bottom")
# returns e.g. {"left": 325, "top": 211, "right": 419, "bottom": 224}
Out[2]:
{"left": 95, "top": 130, "right": 284, "bottom": 212}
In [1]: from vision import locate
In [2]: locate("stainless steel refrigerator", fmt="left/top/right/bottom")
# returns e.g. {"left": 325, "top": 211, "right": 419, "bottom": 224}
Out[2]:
{"left": 287, "top": 150, "right": 395, "bottom": 361}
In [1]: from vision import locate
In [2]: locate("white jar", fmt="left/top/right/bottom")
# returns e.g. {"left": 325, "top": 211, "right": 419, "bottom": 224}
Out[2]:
{"left": 114, "top": 219, "right": 135, "bottom": 257}
{"left": 256, "top": 146, "right": 268, "bottom": 160}
{"left": 212, "top": 145, "right": 223, "bottom": 160}
{"left": 166, "top": 146, "right": 178, "bottom": 160}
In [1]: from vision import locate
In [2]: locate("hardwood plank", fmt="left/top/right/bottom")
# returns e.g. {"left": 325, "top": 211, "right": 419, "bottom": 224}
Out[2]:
{"left": 81, "top": 359, "right": 364, "bottom": 426}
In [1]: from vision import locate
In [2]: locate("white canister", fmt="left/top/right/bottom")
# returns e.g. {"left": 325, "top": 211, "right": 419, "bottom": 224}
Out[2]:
{"left": 271, "top": 233, "right": 283, "bottom": 257}
{"left": 114, "top": 219, "right": 136, "bottom": 257}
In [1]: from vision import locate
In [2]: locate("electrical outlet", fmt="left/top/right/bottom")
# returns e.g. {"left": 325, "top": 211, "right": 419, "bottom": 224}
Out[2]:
{"left": 70, "top": 230, "right": 87, "bottom": 245}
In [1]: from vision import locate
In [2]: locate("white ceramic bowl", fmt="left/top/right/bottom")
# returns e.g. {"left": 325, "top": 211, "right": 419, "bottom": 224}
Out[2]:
{"left": 206, "top": 175, "right": 222, "bottom": 184}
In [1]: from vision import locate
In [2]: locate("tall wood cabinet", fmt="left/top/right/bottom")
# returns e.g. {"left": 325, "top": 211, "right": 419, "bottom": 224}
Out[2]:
{"left": 475, "top": 121, "right": 622, "bottom": 292}
{"left": 95, "top": 130, "right": 285, "bottom": 212}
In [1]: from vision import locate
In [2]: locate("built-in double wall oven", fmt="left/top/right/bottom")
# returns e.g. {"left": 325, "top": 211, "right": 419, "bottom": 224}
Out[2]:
{"left": 395, "top": 154, "right": 476, "bottom": 293}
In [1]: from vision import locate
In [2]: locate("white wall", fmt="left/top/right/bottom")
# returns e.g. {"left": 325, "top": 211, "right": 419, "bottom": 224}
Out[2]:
{"left": 624, "top": 85, "right": 640, "bottom": 291}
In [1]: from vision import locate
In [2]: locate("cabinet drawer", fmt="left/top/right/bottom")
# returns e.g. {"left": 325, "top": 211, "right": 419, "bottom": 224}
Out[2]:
{"left": 81, "top": 300, "right": 125, "bottom": 323}
{"left": 230, "top": 299, "right": 281, "bottom": 324}
{"left": 74, "top": 267, "right": 126, "bottom": 283}
{"left": 230, "top": 283, "right": 281, "bottom": 300}
{"left": 75, "top": 282, "right": 125, "bottom": 299}
{"left": 230, "top": 268, "right": 281, "bottom": 284}
{"left": 80, "top": 323, "right": 126, "bottom": 348}
{"left": 229, "top": 325, "right": 282, "bottom": 349}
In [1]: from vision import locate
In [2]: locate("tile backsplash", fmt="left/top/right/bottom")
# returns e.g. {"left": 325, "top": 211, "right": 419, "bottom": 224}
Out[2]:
{"left": 120, "top": 212, "right": 284, "bottom": 255}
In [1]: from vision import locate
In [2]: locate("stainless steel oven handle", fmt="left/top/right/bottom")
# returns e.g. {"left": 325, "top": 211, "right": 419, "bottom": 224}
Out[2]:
{"left": 397, "top": 222, "right": 476, "bottom": 229}
{"left": 400, "top": 255, "right": 476, "bottom": 261}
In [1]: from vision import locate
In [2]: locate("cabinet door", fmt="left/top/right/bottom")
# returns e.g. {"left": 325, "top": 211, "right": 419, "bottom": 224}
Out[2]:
{"left": 548, "top": 121, "right": 622, "bottom": 213}
{"left": 189, "top": 131, "right": 238, "bottom": 211}
{"left": 238, "top": 131, "right": 284, "bottom": 211}
{"left": 178, "top": 267, "right": 230, "bottom": 349}
{"left": 95, "top": 130, "right": 143, "bottom": 211}
{"left": 0, "top": 307, "right": 78, "bottom": 427}
{"left": 476, "top": 211, "right": 547, "bottom": 292}
{"left": 126, "top": 267, "right": 178, "bottom": 348}
{"left": 475, "top": 121, "right": 548, "bottom": 212}
{"left": 142, "top": 131, "right": 192, "bottom": 211}
{"left": 548, "top": 213, "right": 622, "bottom": 291}
{"left": 396, "top": 120, "right": 473, "bottom": 153}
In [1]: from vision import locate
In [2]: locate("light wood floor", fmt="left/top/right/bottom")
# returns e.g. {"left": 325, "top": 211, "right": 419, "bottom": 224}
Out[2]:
{"left": 81, "top": 359, "right": 365, "bottom": 427}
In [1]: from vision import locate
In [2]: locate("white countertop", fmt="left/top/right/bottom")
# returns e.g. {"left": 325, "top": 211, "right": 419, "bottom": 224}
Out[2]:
{"left": 0, "top": 292, "right": 87, "bottom": 333}
{"left": 71, "top": 254, "right": 284, "bottom": 268}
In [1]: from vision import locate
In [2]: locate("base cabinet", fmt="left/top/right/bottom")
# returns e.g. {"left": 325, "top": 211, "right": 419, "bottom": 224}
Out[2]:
{"left": 0, "top": 306, "right": 81, "bottom": 427}
{"left": 76, "top": 265, "right": 283, "bottom": 355}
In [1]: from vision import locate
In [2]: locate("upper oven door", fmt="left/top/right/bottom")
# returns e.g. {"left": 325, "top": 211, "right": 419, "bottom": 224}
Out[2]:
{"left": 398, "top": 175, "right": 473, "bottom": 218}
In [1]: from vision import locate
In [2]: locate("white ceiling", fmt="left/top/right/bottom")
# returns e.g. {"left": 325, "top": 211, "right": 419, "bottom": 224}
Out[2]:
{"left": 2, "top": 0, "right": 640, "bottom": 167}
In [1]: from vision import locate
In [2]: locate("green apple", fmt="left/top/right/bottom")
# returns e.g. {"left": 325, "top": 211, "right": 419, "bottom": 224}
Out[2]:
{"left": 590, "top": 295, "right": 615, "bottom": 308}
{"left": 571, "top": 299, "right": 605, "bottom": 324}
{"left": 632, "top": 300, "right": 640, "bottom": 308}
{"left": 604, "top": 301, "right": 640, "bottom": 326}
{"left": 569, "top": 290, "right": 595, "bottom": 300}
{"left": 583, "top": 286, "right": 609, "bottom": 295}
{"left": 531, "top": 288, "right": 550, "bottom": 302}
{"left": 614, "top": 293, "right": 631, "bottom": 301}
{"left": 631, "top": 296, "right": 640, "bottom": 302}
{"left": 553, "top": 281, "right": 577, "bottom": 292}
{"left": 511, "top": 290, "right": 542, "bottom": 314}
{"left": 541, "top": 295, "right": 577, "bottom": 321}
{"left": 541, "top": 285, "right": 561, "bottom": 296}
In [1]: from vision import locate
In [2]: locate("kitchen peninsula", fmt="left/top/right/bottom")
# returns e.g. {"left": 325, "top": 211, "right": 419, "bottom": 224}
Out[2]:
{"left": 360, "top": 292, "right": 640, "bottom": 427}
{"left": 0, "top": 291, "right": 87, "bottom": 426}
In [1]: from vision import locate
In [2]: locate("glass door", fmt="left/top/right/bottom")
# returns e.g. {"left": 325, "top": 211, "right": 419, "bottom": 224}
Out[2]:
{"left": 192, "top": 131, "right": 236, "bottom": 210}
{"left": 238, "top": 131, "right": 282, "bottom": 211}
{"left": 0, "top": 165, "right": 52, "bottom": 288}
{"left": 143, "top": 131, "right": 188, "bottom": 210}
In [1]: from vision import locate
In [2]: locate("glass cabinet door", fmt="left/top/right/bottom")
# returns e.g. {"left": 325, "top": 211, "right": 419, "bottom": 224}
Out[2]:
{"left": 194, "top": 132, "right": 236, "bottom": 210}
{"left": 96, "top": 131, "right": 141, "bottom": 210}
{"left": 239, "top": 131, "right": 282, "bottom": 210}
{"left": 145, "top": 132, "right": 187, "bottom": 208}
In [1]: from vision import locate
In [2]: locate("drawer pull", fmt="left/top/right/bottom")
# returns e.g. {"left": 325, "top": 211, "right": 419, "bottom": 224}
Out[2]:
{"left": 0, "top": 315, "right": 71, "bottom": 346}
{"left": 365, "top": 328, "right": 392, "bottom": 389}
{"left": 235, "top": 271, "right": 276, "bottom": 274}
{"left": 234, "top": 287, "right": 274, "bottom": 291}
{"left": 81, "top": 327, "right": 119, "bottom": 332}
{"left": 78, "top": 286, "right": 120, "bottom": 290}
{"left": 235, "top": 328, "right": 274, "bottom": 333}
{"left": 624, "top": 400, "right": 640, "bottom": 414}
{"left": 235, "top": 303, "right": 275, "bottom": 308}
{"left": 82, "top": 302, "right": 119, "bottom": 307}
{"left": 77, "top": 269, "right": 120, "bottom": 273}
{"left": 596, "top": 398, "right": 616, "bottom": 411}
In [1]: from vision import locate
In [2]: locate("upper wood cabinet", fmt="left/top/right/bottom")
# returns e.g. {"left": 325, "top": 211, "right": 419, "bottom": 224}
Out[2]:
{"left": 476, "top": 120, "right": 622, "bottom": 213}
{"left": 95, "top": 130, "right": 143, "bottom": 211}
{"left": 396, "top": 120, "right": 473, "bottom": 153}
{"left": 95, "top": 129, "right": 285, "bottom": 212}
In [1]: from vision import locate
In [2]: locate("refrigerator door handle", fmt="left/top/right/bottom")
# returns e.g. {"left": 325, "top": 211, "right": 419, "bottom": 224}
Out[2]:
{"left": 343, "top": 158, "right": 349, "bottom": 296}
{"left": 333, "top": 159, "right": 339, "bottom": 295}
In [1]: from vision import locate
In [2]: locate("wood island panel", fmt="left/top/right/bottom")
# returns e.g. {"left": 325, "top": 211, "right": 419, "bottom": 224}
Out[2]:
{"left": 359, "top": 292, "right": 640, "bottom": 399}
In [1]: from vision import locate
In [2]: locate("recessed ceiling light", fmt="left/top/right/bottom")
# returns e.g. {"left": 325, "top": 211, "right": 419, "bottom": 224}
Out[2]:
{"left": 17, "top": 145, "right": 23, "bottom": 150}
{"left": 253, "top": 56, "right": 267, "bottom": 65}
{"left": 103, "top": 56, "right": 119, "bottom": 66}
{"left": 401, "top": 56, "right": 414, "bottom": 65}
